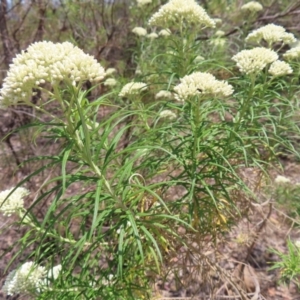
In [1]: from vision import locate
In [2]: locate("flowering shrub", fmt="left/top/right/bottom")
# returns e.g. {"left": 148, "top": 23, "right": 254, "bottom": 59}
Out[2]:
{"left": 1, "top": 0, "right": 300, "bottom": 298}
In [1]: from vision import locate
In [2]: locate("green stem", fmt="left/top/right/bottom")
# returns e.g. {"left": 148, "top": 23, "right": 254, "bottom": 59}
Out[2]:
{"left": 226, "top": 75, "right": 256, "bottom": 155}
{"left": 192, "top": 97, "right": 200, "bottom": 167}
{"left": 72, "top": 89, "right": 127, "bottom": 210}
{"left": 19, "top": 210, "right": 102, "bottom": 246}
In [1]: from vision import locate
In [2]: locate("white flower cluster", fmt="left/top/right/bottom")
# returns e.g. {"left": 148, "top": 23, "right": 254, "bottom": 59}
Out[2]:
{"left": 132, "top": 27, "right": 147, "bottom": 37}
{"left": 283, "top": 46, "right": 300, "bottom": 60}
{"left": 241, "top": 1, "right": 263, "bottom": 12}
{"left": 213, "top": 18, "right": 222, "bottom": 26}
{"left": 147, "top": 32, "right": 158, "bottom": 39}
{"left": 3, "top": 262, "right": 62, "bottom": 295}
{"left": 119, "top": 82, "right": 148, "bottom": 97}
{"left": 274, "top": 175, "right": 291, "bottom": 184}
{"left": 148, "top": 0, "right": 215, "bottom": 28}
{"left": 136, "top": 0, "right": 152, "bottom": 6}
{"left": 0, "top": 41, "right": 105, "bottom": 107}
{"left": 39, "top": 264, "right": 62, "bottom": 288}
{"left": 3, "top": 262, "right": 46, "bottom": 295}
{"left": 155, "top": 90, "right": 173, "bottom": 100}
{"left": 174, "top": 72, "right": 233, "bottom": 102}
{"left": 104, "top": 78, "right": 117, "bottom": 87}
{"left": 0, "top": 187, "right": 30, "bottom": 216}
{"left": 215, "top": 30, "right": 225, "bottom": 37}
{"left": 268, "top": 60, "right": 292, "bottom": 76}
{"left": 210, "top": 38, "right": 226, "bottom": 48}
{"left": 245, "top": 24, "right": 296, "bottom": 46}
{"left": 105, "top": 68, "right": 117, "bottom": 76}
{"left": 158, "top": 29, "right": 171, "bottom": 37}
{"left": 232, "top": 47, "right": 278, "bottom": 75}
{"left": 159, "top": 110, "right": 177, "bottom": 120}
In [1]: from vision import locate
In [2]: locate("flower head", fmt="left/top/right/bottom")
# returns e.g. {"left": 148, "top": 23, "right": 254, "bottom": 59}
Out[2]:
{"left": 136, "top": 0, "right": 152, "bottom": 6}
{"left": 47, "top": 264, "right": 62, "bottom": 280}
{"left": 158, "top": 29, "right": 171, "bottom": 37}
{"left": 105, "top": 68, "right": 117, "bottom": 76}
{"left": 283, "top": 46, "right": 300, "bottom": 60}
{"left": 213, "top": 18, "right": 222, "bottom": 26}
{"left": 119, "top": 82, "right": 147, "bottom": 97}
{"left": 245, "top": 24, "right": 296, "bottom": 46}
{"left": 210, "top": 38, "right": 226, "bottom": 48}
{"left": 148, "top": 0, "right": 215, "bottom": 28}
{"left": 241, "top": 1, "right": 263, "bottom": 12}
{"left": 232, "top": 47, "right": 278, "bottom": 75}
{"left": 3, "top": 262, "right": 46, "bottom": 295}
{"left": 215, "top": 30, "right": 225, "bottom": 37}
{"left": 174, "top": 72, "right": 233, "bottom": 102}
{"left": 38, "top": 264, "right": 62, "bottom": 289}
{"left": 275, "top": 175, "right": 291, "bottom": 184}
{"left": 0, "top": 187, "right": 30, "bottom": 216}
{"left": 159, "top": 110, "right": 177, "bottom": 120}
{"left": 104, "top": 78, "right": 117, "bottom": 87}
{"left": 268, "top": 60, "right": 292, "bottom": 76}
{"left": 0, "top": 41, "right": 105, "bottom": 107}
{"left": 147, "top": 32, "right": 159, "bottom": 39}
{"left": 132, "top": 27, "right": 147, "bottom": 37}
{"left": 155, "top": 90, "right": 173, "bottom": 100}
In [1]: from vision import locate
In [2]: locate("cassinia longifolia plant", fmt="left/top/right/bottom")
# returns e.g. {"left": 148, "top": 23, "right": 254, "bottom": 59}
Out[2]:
{"left": 1, "top": 0, "right": 300, "bottom": 298}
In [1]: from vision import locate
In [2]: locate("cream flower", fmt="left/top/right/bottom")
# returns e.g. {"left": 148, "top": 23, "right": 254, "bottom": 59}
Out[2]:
{"left": 147, "top": 32, "right": 159, "bottom": 39}
{"left": 174, "top": 72, "right": 233, "bottom": 102}
{"left": 0, "top": 187, "right": 30, "bottom": 216}
{"left": 104, "top": 78, "right": 117, "bottom": 87}
{"left": 213, "top": 18, "right": 222, "bottom": 26}
{"left": 0, "top": 41, "right": 105, "bottom": 107}
{"left": 232, "top": 47, "right": 278, "bottom": 75}
{"left": 148, "top": 0, "right": 215, "bottom": 28}
{"left": 119, "top": 82, "right": 147, "bottom": 97}
{"left": 105, "top": 68, "right": 117, "bottom": 76}
{"left": 158, "top": 29, "right": 171, "bottom": 36}
{"left": 39, "top": 264, "right": 62, "bottom": 289}
{"left": 159, "top": 110, "right": 177, "bottom": 120}
{"left": 215, "top": 30, "right": 225, "bottom": 37}
{"left": 241, "top": 1, "right": 263, "bottom": 12}
{"left": 268, "top": 60, "right": 292, "bottom": 76}
{"left": 132, "top": 27, "right": 147, "bottom": 36}
{"left": 3, "top": 262, "right": 46, "bottom": 295}
{"left": 135, "top": 65, "right": 142, "bottom": 75}
{"left": 210, "top": 38, "right": 226, "bottom": 47}
{"left": 290, "top": 40, "right": 300, "bottom": 48}
{"left": 155, "top": 90, "right": 173, "bottom": 100}
{"left": 136, "top": 0, "right": 152, "bottom": 6}
{"left": 245, "top": 24, "right": 296, "bottom": 46}
{"left": 47, "top": 264, "right": 62, "bottom": 280}
{"left": 275, "top": 175, "right": 291, "bottom": 184}
{"left": 283, "top": 46, "right": 300, "bottom": 60}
